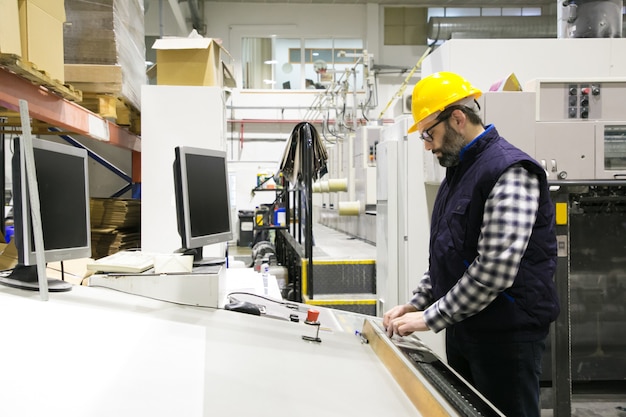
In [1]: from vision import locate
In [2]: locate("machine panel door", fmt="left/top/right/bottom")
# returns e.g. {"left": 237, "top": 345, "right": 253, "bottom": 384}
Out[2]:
{"left": 535, "top": 122, "right": 595, "bottom": 181}
{"left": 595, "top": 123, "right": 626, "bottom": 180}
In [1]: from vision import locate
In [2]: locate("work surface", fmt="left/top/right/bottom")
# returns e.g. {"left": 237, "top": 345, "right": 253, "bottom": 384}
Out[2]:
{"left": 0, "top": 284, "right": 423, "bottom": 417}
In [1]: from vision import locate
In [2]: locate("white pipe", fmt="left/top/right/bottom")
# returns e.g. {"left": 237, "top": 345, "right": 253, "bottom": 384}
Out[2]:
{"left": 167, "top": 0, "right": 188, "bottom": 36}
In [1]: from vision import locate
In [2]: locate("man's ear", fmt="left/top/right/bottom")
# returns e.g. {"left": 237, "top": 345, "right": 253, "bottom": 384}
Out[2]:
{"left": 449, "top": 109, "right": 466, "bottom": 129}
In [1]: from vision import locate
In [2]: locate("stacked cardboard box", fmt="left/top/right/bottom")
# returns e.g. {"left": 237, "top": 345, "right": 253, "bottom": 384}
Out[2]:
{"left": 0, "top": 0, "right": 21, "bottom": 56}
{"left": 0, "top": 0, "right": 67, "bottom": 83}
{"left": 90, "top": 197, "right": 141, "bottom": 259}
{"left": 64, "top": 0, "right": 146, "bottom": 111}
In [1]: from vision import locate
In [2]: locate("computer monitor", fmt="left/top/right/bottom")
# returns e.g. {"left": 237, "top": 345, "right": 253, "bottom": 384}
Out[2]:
{"left": 0, "top": 137, "right": 91, "bottom": 292}
{"left": 173, "top": 146, "right": 233, "bottom": 265}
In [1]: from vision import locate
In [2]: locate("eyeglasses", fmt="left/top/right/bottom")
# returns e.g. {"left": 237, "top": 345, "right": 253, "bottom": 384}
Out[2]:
{"left": 420, "top": 115, "right": 449, "bottom": 142}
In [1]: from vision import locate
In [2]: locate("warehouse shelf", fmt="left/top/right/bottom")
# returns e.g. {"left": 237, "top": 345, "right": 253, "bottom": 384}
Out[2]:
{"left": 0, "top": 66, "right": 141, "bottom": 152}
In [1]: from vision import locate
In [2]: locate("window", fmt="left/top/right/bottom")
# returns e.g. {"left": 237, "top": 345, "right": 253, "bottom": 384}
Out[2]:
{"left": 242, "top": 37, "right": 364, "bottom": 90}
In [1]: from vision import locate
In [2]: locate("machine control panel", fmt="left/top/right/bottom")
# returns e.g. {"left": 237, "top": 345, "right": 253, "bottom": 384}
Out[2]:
{"left": 526, "top": 78, "right": 626, "bottom": 123}
{"left": 483, "top": 79, "right": 626, "bottom": 180}
{"left": 567, "top": 83, "right": 601, "bottom": 119}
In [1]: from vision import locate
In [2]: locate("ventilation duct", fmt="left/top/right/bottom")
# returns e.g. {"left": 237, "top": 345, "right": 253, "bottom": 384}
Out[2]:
{"left": 428, "top": 14, "right": 626, "bottom": 41}
{"left": 427, "top": 16, "right": 557, "bottom": 40}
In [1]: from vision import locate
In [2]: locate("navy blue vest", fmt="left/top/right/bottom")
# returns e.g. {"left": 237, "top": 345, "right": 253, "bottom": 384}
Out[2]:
{"left": 430, "top": 126, "right": 560, "bottom": 342}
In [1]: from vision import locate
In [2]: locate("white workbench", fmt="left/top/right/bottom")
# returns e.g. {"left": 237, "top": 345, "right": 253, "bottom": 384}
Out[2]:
{"left": 0, "top": 282, "right": 422, "bottom": 417}
{"left": 88, "top": 266, "right": 284, "bottom": 308}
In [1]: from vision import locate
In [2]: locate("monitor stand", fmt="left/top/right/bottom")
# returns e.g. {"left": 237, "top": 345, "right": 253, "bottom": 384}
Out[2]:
{"left": 0, "top": 264, "right": 72, "bottom": 292}
{"left": 193, "top": 257, "right": 226, "bottom": 267}
{"left": 179, "top": 247, "right": 226, "bottom": 267}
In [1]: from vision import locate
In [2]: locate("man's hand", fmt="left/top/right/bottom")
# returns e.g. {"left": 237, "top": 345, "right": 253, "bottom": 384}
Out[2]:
{"left": 387, "top": 311, "right": 429, "bottom": 337}
{"left": 383, "top": 304, "right": 419, "bottom": 337}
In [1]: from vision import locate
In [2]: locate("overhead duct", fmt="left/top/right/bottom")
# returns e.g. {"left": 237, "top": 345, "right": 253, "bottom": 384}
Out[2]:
{"left": 428, "top": 8, "right": 625, "bottom": 41}
{"left": 427, "top": 16, "right": 557, "bottom": 40}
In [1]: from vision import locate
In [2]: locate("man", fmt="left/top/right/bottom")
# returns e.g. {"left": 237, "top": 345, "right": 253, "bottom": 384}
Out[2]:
{"left": 383, "top": 72, "right": 560, "bottom": 417}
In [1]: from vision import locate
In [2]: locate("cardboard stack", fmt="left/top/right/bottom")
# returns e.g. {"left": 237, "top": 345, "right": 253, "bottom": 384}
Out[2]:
{"left": 19, "top": 0, "right": 66, "bottom": 83}
{"left": 0, "top": 0, "right": 66, "bottom": 84}
{"left": 0, "top": 0, "right": 22, "bottom": 56}
{"left": 64, "top": 0, "right": 146, "bottom": 111}
{"left": 90, "top": 197, "right": 141, "bottom": 259}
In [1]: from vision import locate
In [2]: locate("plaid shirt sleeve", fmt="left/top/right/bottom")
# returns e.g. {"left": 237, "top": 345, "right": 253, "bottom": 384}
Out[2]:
{"left": 413, "top": 164, "right": 541, "bottom": 333}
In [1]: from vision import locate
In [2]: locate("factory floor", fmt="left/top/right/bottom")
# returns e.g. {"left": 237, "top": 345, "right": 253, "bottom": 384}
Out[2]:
{"left": 227, "top": 242, "right": 252, "bottom": 266}
{"left": 541, "top": 394, "right": 626, "bottom": 417}
{"left": 229, "top": 223, "right": 376, "bottom": 265}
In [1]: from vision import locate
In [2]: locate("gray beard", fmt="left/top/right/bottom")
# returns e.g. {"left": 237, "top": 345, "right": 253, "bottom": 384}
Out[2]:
{"left": 437, "top": 123, "right": 465, "bottom": 168}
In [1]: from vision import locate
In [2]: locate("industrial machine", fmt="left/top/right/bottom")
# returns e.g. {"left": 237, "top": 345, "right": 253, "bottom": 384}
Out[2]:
{"left": 480, "top": 80, "right": 626, "bottom": 410}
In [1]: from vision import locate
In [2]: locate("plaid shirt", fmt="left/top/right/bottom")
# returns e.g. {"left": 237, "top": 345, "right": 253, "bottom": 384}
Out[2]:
{"left": 410, "top": 164, "right": 540, "bottom": 333}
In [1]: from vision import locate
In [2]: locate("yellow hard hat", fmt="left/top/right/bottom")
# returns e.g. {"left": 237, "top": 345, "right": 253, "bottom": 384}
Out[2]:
{"left": 408, "top": 72, "right": 482, "bottom": 134}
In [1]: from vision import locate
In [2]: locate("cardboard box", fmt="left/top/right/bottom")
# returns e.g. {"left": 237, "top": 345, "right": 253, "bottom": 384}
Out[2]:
{"left": 0, "top": 0, "right": 22, "bottom": 56}
{"left": 0, "top": 240, "right": 19, "bottom": 271}
{"left": 18, "top": 0, "right": 65, "bottom": 82}
{"left": 152, "top": 37, "right": 229, "bottom": 87}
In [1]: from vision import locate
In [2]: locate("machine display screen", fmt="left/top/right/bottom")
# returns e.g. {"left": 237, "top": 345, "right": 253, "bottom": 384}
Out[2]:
{"left": 603, "top": 125, "right": 626, "bottom": 170}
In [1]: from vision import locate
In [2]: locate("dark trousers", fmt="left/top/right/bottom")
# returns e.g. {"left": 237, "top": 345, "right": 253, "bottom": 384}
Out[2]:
{"left": 446, "top": 331, "right": 546, "bottom": 417}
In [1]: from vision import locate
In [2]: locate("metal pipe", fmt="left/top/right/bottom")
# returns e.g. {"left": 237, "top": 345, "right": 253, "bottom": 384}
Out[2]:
{"left": 227, "top": 106, "right": 323, "bottom": 110}
{"left": 428, "top": 13, "right": 626, "bottom": 40}
{"left": 428, "top": 15, "right": 557, "bottom": 40}
{"left": 226, "top": 118, "right": 395, "bottom": 124}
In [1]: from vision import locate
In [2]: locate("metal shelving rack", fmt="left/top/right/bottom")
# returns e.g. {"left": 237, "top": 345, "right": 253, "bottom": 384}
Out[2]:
{"left": 0, "top": 65, "right": 142, "bottom": 240}
{"left": 0, "top": 67, "right": 140, "bottom": 151}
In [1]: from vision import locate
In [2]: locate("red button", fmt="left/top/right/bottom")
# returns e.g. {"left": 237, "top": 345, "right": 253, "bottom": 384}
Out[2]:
{"left": 306, "top": 309, "right": 320, "bottom": 322}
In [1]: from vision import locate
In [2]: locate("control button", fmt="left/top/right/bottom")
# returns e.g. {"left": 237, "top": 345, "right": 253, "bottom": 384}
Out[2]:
{"left": 591, "top": 85, "right": 600, "bottom": 96}
{"left": 568, "top": 107, "right": 577, "bottom": 118}
{"left": 580, "top": 107, "right": 589, "bottom": 118}
{"left": 580, "top": 96, "right": 589, "bottom": 106}
{"left": 581, "top": 87, "right": 590, "bottom": 95}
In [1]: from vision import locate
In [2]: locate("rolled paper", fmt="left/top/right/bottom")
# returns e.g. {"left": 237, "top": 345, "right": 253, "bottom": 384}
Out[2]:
{"left": 338, "top": 200, "right": 361, "bottom": 216}
{"left": 328, "top": 178, "right": 348, "bottom": 192}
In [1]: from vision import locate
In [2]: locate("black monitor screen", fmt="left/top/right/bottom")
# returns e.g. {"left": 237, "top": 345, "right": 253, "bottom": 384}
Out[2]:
{"left": 29, "top": 148, "right": 89, "bottom": 251}
{"left": 187, "top": 153, "right": 231, "bottom": 237}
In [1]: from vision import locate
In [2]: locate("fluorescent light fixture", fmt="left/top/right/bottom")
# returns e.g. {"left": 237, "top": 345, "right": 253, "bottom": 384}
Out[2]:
{"left": 263, "top": 79, "right": 276, "bottom": 85}
{"left": 264, "top": 60, "right": 278, "bottom": 64}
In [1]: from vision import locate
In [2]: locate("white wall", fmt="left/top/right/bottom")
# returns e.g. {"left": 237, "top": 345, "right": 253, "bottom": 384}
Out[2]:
{"left": 141, "top": 85, "right": 226, "bottom": 255}
{"left": 421, "top": 38, "right": 626, "bottom": 90}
